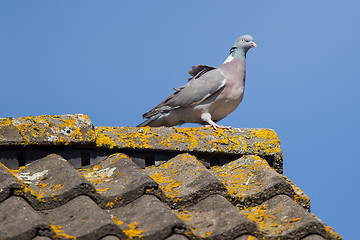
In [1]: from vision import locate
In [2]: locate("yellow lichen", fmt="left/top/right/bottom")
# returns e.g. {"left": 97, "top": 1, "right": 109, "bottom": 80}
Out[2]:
{"left": 282, "top": 175, "right": 311, "bottom": 210}
{"left": 211, "top": 155, "right": 269, "bottom": 202}
{"left": 122, "top": 222, "right": 144, "bottom": 239}
{"left": 51, "top": 225, "right": 76, "bottom": 240}
{"left": 241, "top": 202, "right": 301, "bottom": 236}
{"left": 95, "top": 187, "right": 110, "bottom": 192}
{"left": 112, "top": 216, "right": 124, "bottom": 225}
{"left": 105, "top": 201, "right": 115, "bottom": 209}
{"left": 175, "top": 210, "right": 193, "bottom": 221}
{"left": 324, "top": 225, "right": 342, "bottom": 240}
{"left": 249, "top": 129, "right": 281, "bottom": 155}
{"left": 0, "top": 114, "right": 94, "bottom": 145}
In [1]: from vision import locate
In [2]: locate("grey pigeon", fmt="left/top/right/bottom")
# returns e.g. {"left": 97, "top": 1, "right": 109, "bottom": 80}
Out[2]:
{"left": 138, "top": 35, "right": 257, "bottom": 129}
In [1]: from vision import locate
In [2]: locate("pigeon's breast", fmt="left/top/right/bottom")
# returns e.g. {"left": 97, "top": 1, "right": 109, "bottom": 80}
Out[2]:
{"left": 207, "top": 58, "right": 246, "bottom": 120}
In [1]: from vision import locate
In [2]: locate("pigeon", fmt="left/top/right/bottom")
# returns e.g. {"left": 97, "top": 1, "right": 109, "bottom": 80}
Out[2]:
{"left": 137, "top": 35, "right": 257, "bottom": 129}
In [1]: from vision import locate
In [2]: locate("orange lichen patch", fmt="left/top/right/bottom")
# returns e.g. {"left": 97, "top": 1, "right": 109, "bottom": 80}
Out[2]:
{"left": 111, "top": 216, "right": 124, "bottom": 225}
{"left": 104, "top": 196, "right": 122, "bottom": 210}
{"left": 174, "top": 210, "right": 193, "bottom": 222}
{"left": 105, "top": 201, "right": 115, "bottom": 209}
{"left": 324, "top": 225, "right": 342, "bottom": 240}
{"left": 147, "top": 170, "right": 181, "bottom": 200}
{"left": 95, "top": 187, "right": 110, "bottom": 192}
{"left": 95, "top": 128, "right": 117, "bottom": 148}
{"left": 172, "top": 127, "right": 208, "bottom": 150}
{"left": 209, "top": 128, "right": 245, "bottom": 152}
{"left": 242, "top": 203, "right": 299, "bottom": 236}
{"left": 121, "top": 222, "right": 144, "bottom": 239}
{"left": 96, "top": 126, "right": 158, "bottom": 149}
{"left": 21, "top": 182, "right": 64, "bottom": 202}
{"left": 282, "top": 176, "right": 311, "bottom": 210}
{"left": 111, "top": 217, "right": 145, "bottom": 239}
{"left": 249, "top": 129, "right": 281, "bottom": 156}
{"left": 51, "top": 225, "right": 76, "bottom": 240}
{"left": 211, "top": 155, "right": 270, "bottom": 202}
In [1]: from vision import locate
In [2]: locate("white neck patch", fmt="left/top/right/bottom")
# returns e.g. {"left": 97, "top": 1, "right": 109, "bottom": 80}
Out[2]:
{"left": 223, "top": 55, "right": 234, "bottom": 64}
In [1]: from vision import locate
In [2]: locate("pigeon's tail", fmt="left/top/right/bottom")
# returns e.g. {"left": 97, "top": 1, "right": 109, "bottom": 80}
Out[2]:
{"left": 137, "top": 114, "right": 162, "bottom": 127}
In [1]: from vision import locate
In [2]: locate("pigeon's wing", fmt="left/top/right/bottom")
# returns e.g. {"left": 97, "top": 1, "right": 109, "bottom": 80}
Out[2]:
{"left": 143, "top": 68, "right": 225, "bottom": 119}
{"left": 187, "top": 64, "right": 216, "bottom": 81}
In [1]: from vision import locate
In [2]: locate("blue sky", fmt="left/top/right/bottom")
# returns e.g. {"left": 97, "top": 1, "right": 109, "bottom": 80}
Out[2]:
{"left": 1, "top": 1, "right": 359, "bottom": 238}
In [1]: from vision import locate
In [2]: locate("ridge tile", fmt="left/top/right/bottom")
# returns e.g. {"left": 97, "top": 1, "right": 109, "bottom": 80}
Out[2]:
{"left": 0, "top": 114, "right": 95, "bottom": 146}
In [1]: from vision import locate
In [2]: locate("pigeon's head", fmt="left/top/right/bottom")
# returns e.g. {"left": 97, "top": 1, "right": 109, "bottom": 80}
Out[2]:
{"left": 230, "top": 35, "right": 257, "bottom": 58}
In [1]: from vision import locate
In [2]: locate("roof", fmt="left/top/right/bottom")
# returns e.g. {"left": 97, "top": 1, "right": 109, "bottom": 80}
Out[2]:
{"left": 0, "top": 114, "right": 341, "bottom": 240}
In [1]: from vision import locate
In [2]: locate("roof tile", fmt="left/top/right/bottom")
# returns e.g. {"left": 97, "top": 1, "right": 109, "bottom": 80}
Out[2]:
{"left": 0, "top": 196, "right": 54, "bottom": 240}
{"left": 174, "top": 194, "right": 257, "bottom": 239}
{"left": 0, "top": 162, "right": 23, "bottom": 202}
{"left": 0, "top": 114, "right": 95, "bottom": 146}
{"left": 109, "top": 194, "right": 187, "bottom": 240}
{"left": 144, "top": 153, "right": 227, "bottom": 208}
{"left": 211, "top": 155, "right": 294, "bottom": 208}
{"left": 10, "top": 154, "right": 96, "bottom": 210}
{"left": 41, "top": 195, "right": 125, "bottom": 240}
{"left": 241, "top": 194, "right": 327, "bottom": 239}
{"left": 96, "top": 126, "right": 283, "bottom": 173}
{"left": 78, "top": 153, "right": 159, "bottom": 209}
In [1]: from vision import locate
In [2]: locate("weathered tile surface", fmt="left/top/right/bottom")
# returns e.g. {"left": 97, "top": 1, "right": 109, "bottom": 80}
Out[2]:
{"left": 241, "top": 194, "right": 327, "bottom": 239}
{"left": 78, "top": 153, "right": 159, "bottom": 209}
{"left": 0, "top": 162, "right": 22, "bottom": 201}
{"left": 0, "top": 114, "right": 95, "bottom": 146}
{"left": 145, "top": 153, "right": 227, "bottom": 208}
{"left": 175, "top": 194, "right": 257, "bottom": 239}
{"left": 96, "top": 126, "right": 283, "bottom": 173}
{"left": 211, "top": 155, "right": 294, "bottom": 208}
{"left": 109, "top": 194, "right": 187, "bottom": 240}
{"left": 41, "top": 195, "right": 125, "bottom": 240}
{"left": 0, "top": 196, "right": 54, "bottom": 240}
{"left": 11, "top": 154, "right": 96, "bottom": 210}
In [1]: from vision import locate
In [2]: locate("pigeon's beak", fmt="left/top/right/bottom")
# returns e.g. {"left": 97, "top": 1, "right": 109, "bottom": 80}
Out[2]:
{"left": 250, "top": 42, "right": 257, "bottom": 48}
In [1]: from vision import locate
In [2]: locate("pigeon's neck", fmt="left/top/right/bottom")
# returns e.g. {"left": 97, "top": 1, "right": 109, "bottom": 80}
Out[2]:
{"left": 223, "top": 49, "right": 246, "bottom": 64}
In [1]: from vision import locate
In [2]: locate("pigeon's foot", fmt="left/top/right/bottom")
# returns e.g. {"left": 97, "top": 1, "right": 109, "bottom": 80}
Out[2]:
{"left": 205, "top": 123, "right": 231, "bottom": 130}
{"left": 202, "top": 114, "right": 231, "bottom": 130}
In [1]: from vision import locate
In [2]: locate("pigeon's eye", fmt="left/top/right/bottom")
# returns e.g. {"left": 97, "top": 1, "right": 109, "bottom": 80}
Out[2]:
{"left": 241, "top": 39, "right": 245, "bottom": 42}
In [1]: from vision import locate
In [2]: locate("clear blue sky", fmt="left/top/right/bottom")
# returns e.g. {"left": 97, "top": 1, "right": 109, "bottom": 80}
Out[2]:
{"left": 1, "top": 1, "right": 359, "bottom": 238}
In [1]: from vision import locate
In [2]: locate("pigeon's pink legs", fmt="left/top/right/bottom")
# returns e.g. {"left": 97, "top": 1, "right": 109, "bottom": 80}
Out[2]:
{"left": 205, "top": 123, "right": 231, "bottom": 130}
{"left": 204, "top": 119, "right": 231, "bottom": 130}
{"left": 201, "top": 113, "right": 231, "bottom": 130}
